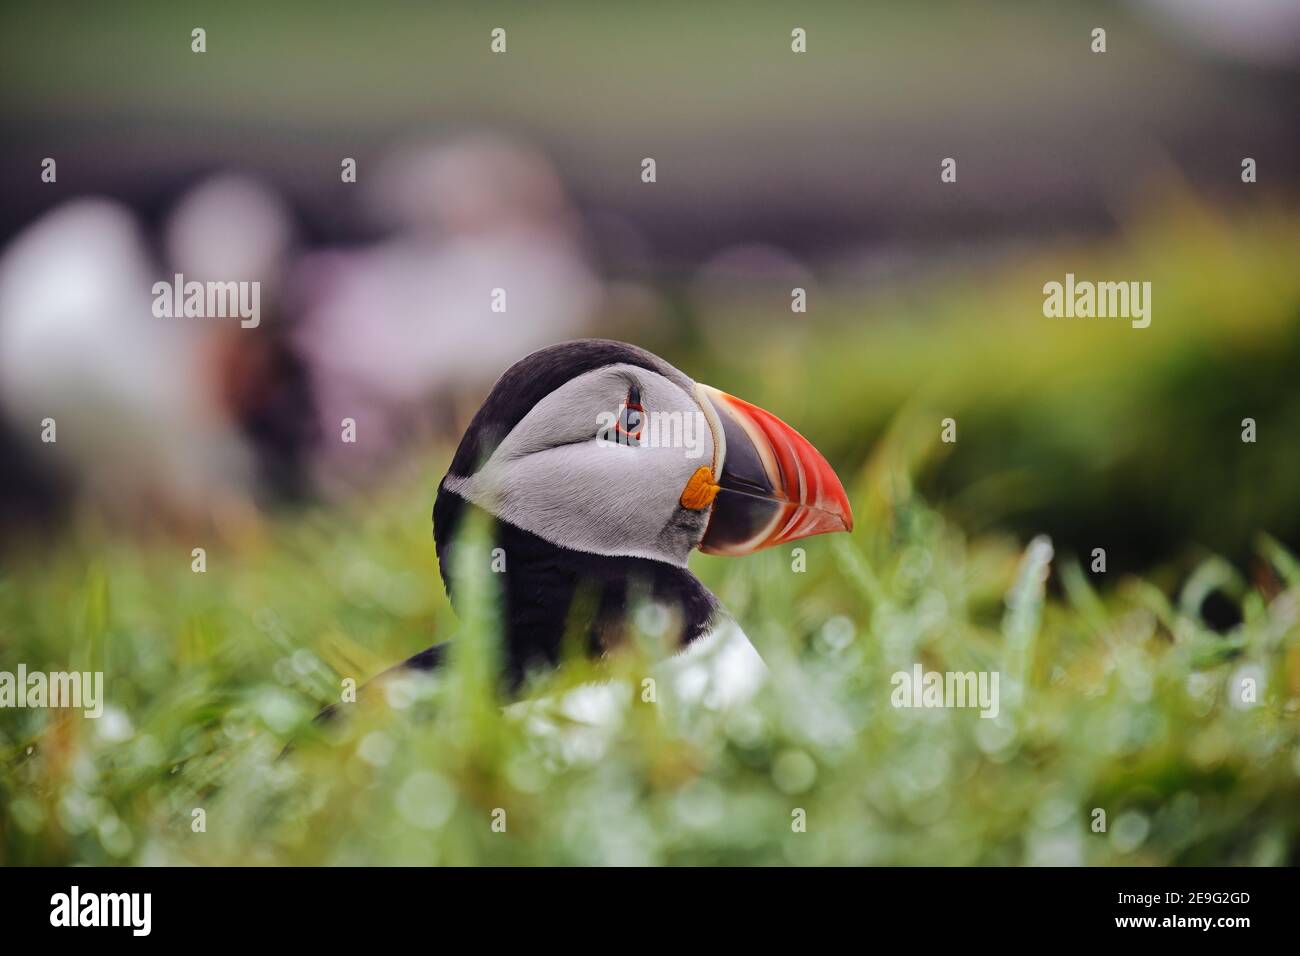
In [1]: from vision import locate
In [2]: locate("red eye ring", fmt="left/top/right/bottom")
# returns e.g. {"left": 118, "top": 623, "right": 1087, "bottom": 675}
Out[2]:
{"left": 615, "top": 402, "right": 643, "bottom": 438}
{"left": 613, "top": 386, "right": 644, "bottom": 444}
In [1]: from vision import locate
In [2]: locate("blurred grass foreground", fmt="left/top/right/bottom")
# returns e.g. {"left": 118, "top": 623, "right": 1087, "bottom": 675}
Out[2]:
{"left": 3, "top": 457, "right": 1299, "bottom": 865}
{"left": 3, "top": 199, "right": 1300, "bottom": 866}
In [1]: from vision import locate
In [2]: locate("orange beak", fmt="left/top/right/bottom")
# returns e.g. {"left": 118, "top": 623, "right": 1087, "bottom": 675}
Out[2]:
{"left": 695, "top": 384, "right": 853, "bottom": 556}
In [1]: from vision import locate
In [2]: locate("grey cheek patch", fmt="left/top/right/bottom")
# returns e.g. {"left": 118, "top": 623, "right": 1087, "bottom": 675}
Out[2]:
{"left": 440, "top": 366, "right": 717, "bottom": 568}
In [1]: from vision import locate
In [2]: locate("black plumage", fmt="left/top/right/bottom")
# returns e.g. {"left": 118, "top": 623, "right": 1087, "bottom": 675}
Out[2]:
{"left": 432, "top": 494, "right": 718, "bottom": 689}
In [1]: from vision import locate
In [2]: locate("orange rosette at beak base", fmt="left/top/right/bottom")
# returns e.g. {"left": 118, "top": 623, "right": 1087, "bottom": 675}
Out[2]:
{"left": 679, "top": 465, "right": 721, "bottom": 511}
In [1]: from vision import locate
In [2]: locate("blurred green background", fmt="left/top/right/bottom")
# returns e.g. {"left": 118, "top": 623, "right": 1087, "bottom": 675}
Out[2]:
{"left": 1, "top": 0, "right": 1299, "bottom": 865}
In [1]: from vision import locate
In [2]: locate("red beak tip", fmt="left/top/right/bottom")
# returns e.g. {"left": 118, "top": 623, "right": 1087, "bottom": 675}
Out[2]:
{"left": 814, "top": 507, "right": 853, "bottom": 538}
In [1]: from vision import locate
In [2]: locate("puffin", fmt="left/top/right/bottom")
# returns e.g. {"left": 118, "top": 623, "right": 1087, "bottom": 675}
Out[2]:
{"left": 0, "top": 198, "right": 257, "bottom": 525}
{"left": 390, "top": 338, "right": 854, "bottom": 711}
{"left": 292, "top": 135, "right": 602, "bottom": 488}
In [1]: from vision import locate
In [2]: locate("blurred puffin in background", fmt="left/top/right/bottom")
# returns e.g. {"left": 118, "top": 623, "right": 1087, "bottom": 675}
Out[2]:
{"left": 0, "top": 174, "right": 317, "bottom": 535}
{"left": 164, "top": 172, "right": 318, "bottom": 502}
{"left": 404, "top": 339, "right": 853, "bottom": 709}
{"left": 292, "top": 134, "right": 602, "bottom": 493}
{"left": 0, "top": 198, "right": 258, "bottom": 529}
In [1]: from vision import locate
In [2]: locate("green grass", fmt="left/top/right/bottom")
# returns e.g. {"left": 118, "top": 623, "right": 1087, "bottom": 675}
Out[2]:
{"left": 2, "top": 434, "right": 1298, "bottom": 866}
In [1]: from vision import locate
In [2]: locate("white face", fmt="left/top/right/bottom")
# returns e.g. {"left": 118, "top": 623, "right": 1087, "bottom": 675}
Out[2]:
{"left": 443, "top": 363, "right": 724, "bottom": 566}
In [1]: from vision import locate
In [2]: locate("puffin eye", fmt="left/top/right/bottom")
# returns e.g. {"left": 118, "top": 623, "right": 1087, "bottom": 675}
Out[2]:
{"left": 612, "top": 385, "right": 644, "bottom": 446}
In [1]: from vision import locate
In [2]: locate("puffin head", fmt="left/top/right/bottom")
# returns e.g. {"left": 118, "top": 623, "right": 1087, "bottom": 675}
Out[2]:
{"left": 431, "top": 339, "right": 852, "bottom": 683}
{"left": 436, "top": 339, "right": 851, "bottom": 569}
